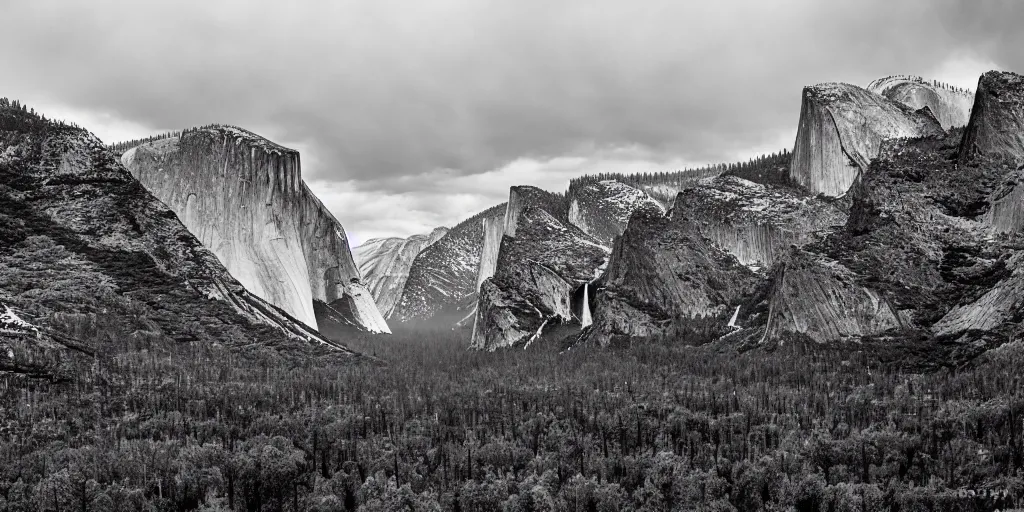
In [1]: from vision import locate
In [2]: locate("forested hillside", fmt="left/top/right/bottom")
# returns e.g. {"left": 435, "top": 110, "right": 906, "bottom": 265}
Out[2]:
{"left": 568, "top": 149, "right": 793, "bottom": 204}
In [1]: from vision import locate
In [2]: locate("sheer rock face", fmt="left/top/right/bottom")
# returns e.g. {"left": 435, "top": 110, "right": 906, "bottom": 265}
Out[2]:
{"left": 0, "top": 107, "right": 357, "bottom": 361}
{"left": 122, "top": 127, "right": 390, "bottom": 334}
{"left": 475, "top": 216, "right": 504, "bottom": 290}
{"left": 985, "top": 170, "right": 1024, "bottom": 235}
{"left": 959, "top": 71, "right": 1024, "bottom": 165}
{"left": 353, "top": 227, "right": 448, "bottom": 317}
{"left": 761, "top": 250, "right": 905, "bottom": 343}
{"left": 674, "top": 175, "right": 847, "bottom": 268}
{"left": 933, "top": 252, "right": 1024, "bottom": 336}
{"left": 868, "top": 76, "right": 974, "bottom": 129}
{"left": 472, "top": 206, "right": 609, "bottom": 350}
{"left": 588, "top": 209, "right": 759, "bottom": 346}
{"left": 392, "top": 203, "right": 506, "bottom": 325}
{"left": 790, "top": 83, "right": 943, "bottom": 197}
{"left": 469, "top": 187, "right": 575, "bottom": 308}
{"left": 567, "top": 180, "right": 664, "bottom": 245}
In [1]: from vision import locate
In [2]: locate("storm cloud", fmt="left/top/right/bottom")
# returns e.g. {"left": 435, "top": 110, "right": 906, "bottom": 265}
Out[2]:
{"left": 1, "top": 0, "right": 1021, "bottom": 242}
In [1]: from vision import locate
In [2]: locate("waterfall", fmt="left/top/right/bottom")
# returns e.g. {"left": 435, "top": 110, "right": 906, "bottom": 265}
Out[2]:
{"left": 581, "top": 283, "right": 593, "bottom": 328}
{"left": 727, "top": 305, "right": 740, "bottom": 329}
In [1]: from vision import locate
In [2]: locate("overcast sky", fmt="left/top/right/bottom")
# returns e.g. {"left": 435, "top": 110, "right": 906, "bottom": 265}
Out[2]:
{"left": 2, "top": 0, "right": 1021, "bottom": 245}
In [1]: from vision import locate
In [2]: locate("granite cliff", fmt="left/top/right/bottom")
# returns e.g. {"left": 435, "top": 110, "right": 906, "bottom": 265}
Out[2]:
{"left": 471, "top": 181, "right": 671, "bottom": 350}
{"left": 0, "top": 101, "right": 357, "bottom": 380}
{"left": 121, "top": 126, "right": 390, "bottom": 335}
{"left": 868, "top": 75, "right": 974, "bottom": 130}
{"left": 580, "top": 71, "right": 1024, "bottom": 357}
{"left": 353, "top": 227, "right": 448, "bottom": 317}
{"left": 587, "top": 208, "right": 759, "bottom": 346}
{"left": 674, "top": 175, "right": 846, "bottom": 269}
{"left": 472, "top": 204, "right": 608, "bottom": 350}
{"left": 790, "top": 82, "right": 943, "bottom": 197}
{"left": 958, "top": 71, "right": 1024, "bottom": 166}
{"left": 744, "top": 72, "right": 1024, "bottom": 352}
{"left": 391, "top": 204, "right": 506, "bottom": 326}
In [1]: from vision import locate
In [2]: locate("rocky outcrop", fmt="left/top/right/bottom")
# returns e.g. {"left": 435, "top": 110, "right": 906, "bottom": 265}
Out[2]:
{"left": 760, "top": 250, "right": 905, "bottom": 343}
{"left": 122, "top": 126, "right": 390, "bottom": 334}
{"left": 868, "top": 75, "right": 974, "bottom": 129}
{"left": 472, "top": 205, "right": 608, "bottom": 350}
{"left": 756, "top": 120, "right": 1023, "bottom": 349}
{"left": 674, "top": 175, "right": 846, "bottom": 268}
{"left": 0, "top": 104, "right": 358, "bottom": 365}
{"left": 958, "top": 71, "right": 1024, "bottom": 165}
{"left": 587, "top": 208, "right": 759, "bottom": 346}
{"left": 502, "top": 186, "right": 568, "bottom": 237}
{"left": 353, "top": 227, "right": 448, "bottom": 317}
{"left": 567, "top": 180, "right": 664, "bottom": 245}
{"left": 984, "top": 170, "right": 1024, "bottom": 235}
{"left": 933, "top": 253, "right": 1024, "bottom": 336}
{"left": 790, "top": 83, "right": 943, "bottom": 197}
{"left": 392, "top": 204, "right": 506, "bottom": 325}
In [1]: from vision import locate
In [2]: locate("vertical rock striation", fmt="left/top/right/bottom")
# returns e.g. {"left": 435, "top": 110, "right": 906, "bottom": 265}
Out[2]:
{"left": 392, "top": 203, "right": 506, "bottom": 325}
{"left": 985, "top": 170, "right": 1024, "bottom": 235}
{"left": 790, "top": 83, "right": 943, "bottom": 197}
{"left": 566, "top": 180, "right": 664, "bottom": 245}
{"left": 475, "top": 216, "right": 504, "bottom": 291}
{"left": 958, "top": 71, "right": 1024, "bottom": 165}
{"left": 121, "top": 126, "right": 389, "bottom": 334}
{"left": 868, "top": 75, "right": 974, "bottom": 129}
{"left": 353, "top": 227, "right": 448, "bottom": 317}
{"left": 587, "top": 207, "right": 759, "bottom": 346}
{"left": 760, "top": 250, "right": 904, "bottom": 343}
{"left": 674, "top": 175, "right": 847, "bottom": 268}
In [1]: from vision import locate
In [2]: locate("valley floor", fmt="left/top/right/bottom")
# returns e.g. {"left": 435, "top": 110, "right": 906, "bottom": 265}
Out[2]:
{"left": 2, "top": 330, "right": 1023, "bottom": 511}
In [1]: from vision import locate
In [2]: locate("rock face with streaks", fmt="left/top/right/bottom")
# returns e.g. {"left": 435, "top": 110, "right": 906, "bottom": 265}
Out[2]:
{"left": 933, "top": 252, "right": 1024, "bottom": 336}
{"left": 674, "top": 175, "right": 847, "bottom": 268}
{"left": 789, "top": 82, "right": 943, "bottom": 197}
{"left": 958, "top": 71, "right": 1024, "bottom": 166}
{"left": 353, "top": 227, "right": 448, "bottom": 317}
{"left": 472, "top": 204, "right": 609, "bottom": 350}
{"left": 0, "top": 103, "right": 359, "bottom": 377}
{"left": 984, "top": 170, "right": 1024, "bottom": 235}
{"left": 868, "top": 75, "right": 974, "bottom": 129}
{"left": 567, "top": 180, "right": 664, "bottom": 245}
{"left": 760, "top": 249, "right": 905, "bottom": 343}
{"left": 587, "top": 207, "right": 760, "bottom": 346}
{"left": 392, "top": 204, "right": 506, "bottom": 325}
{"left": 122, "top": 126, "right": 390, "bottom": 334}
{"left": 475, "top": 215, "right": 504, "bottom": 291}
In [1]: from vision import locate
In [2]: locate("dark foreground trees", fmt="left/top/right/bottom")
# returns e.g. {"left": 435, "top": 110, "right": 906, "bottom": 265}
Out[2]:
{"left": 1, "top": 327, "right": 1023, "bottom": 511}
